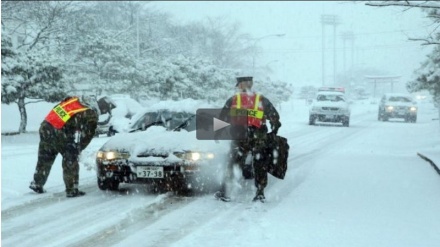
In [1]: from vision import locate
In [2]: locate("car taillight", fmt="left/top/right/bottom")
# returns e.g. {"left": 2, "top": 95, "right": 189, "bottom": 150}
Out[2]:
{"left": 104, "top": 165, "right": 119, "bottom": 171}
{"left": 182, "top": 165, "right": 200, "bottom": 172}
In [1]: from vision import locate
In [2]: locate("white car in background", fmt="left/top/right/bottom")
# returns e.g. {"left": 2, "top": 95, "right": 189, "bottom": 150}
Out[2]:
{"left": 378, "top": 93, "right": 417, "bottom": 123}
{"left": 309, "top": 91, "right": 351, "bottom": 127}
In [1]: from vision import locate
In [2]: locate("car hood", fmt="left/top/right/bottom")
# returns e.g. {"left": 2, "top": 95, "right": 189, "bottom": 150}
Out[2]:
{"left": 385, "top": 102, "right": 416, "bottom": 107}
{"left": 100, "top": 126, "right": 229, "bottom": 160}
{"left": 312, "top": 101, "right": 348, "bottom": 108}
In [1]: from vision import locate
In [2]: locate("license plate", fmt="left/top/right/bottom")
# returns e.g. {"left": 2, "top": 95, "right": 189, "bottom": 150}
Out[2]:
{"left": 136, "top": 166, "right": 164, "bottom": 178}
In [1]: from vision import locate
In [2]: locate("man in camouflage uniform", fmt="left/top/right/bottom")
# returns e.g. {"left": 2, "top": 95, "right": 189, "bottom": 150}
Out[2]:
{"left": 29, "top": 96, "right": 102, "bottom": 197}
{"left": 215, "top": 76, "right": 281, "bottom": 202}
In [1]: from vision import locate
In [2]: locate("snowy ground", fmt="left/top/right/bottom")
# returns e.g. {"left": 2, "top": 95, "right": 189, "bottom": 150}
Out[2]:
{"left": 2, "top": 97, "right": 440, "bottom": 247}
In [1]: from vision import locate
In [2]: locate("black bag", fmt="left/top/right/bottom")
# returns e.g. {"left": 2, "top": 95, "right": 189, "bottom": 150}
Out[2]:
{"left": 266, "top": 135, "right": 289, "bottom": 179}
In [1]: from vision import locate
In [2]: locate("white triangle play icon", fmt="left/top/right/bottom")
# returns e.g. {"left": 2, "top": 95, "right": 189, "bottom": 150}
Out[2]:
{"left": 213, "top": 118, "right": 230, "bottom": 131}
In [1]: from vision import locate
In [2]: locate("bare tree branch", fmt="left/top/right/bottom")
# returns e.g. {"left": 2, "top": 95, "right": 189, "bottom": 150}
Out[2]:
{"left": 366, "top": 1, "right": 440, "bottom": 9}
{"left": 408, "top": 37, "right": 440, "bottom": 45}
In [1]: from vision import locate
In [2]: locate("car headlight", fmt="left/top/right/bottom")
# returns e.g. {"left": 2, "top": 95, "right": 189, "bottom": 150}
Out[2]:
{"left": 173, "top": 152, "right": 215, "bottom": 161}
{"left": 190, "top": 152, "right": 201, "bottom": 161}
{"left": 386, "top": 105, "right": 394, "bottom": 111}
{"left": 410, "top": 106, "right": 417, "bottom": 112}
{"left": 97, "top": 151, "right": 130, "bottom": 160}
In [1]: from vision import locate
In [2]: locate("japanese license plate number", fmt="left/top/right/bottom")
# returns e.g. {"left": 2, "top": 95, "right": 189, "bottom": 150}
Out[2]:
{"left": 137, "top": 166, "right": 164, "bottom": 178}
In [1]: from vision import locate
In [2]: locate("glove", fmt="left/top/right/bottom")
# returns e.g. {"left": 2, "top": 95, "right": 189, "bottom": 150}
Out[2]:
{"left": 270, "top": 121, "right": 281, "bottom": 136}
{"left": 270, "top": 127, "right": 278, "bottom": 136}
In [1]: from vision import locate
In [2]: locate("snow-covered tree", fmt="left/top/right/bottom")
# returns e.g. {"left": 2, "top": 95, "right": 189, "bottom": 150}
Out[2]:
{"left": 1, "top": 39, "right": 68, "bottom": 133}
{"left": 407, "top": 45, "right": 440, "bottom": 106}
{"left": 72, "top": 33, "right": 140, "bottom": 95}
{"left": 366, "top": 1, "right": 440, "bottom": 123}
{"left": 1, "top": 1, "right": 79, "bottom": 133}
{"left": 142, "top": 55, "right": 235, "bottom": 102}
{"left": 254, "top": 78, "right": 293, "bottom": 108}
{"left": 167, "top": 17, "right": 253, "bottom": 71}
{"left": 1, "top": 1, "right": 261, "bottom": 133}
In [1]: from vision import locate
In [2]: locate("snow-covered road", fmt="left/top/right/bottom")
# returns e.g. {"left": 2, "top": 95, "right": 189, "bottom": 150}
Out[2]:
{"left": 2, "top": 99, "right": 440, "bottom": 247}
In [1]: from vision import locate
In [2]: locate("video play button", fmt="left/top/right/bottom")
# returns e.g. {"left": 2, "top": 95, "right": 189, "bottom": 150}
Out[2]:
{"left": 213, "top": 118, "right": 230, "bottom": 131}
{"left": 196, "top": 108, "right": 247, "bottom": 140}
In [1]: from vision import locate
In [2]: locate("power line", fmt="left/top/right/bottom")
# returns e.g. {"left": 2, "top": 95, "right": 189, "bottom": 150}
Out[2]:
{"left": 263, "top": 43, "right": 425, "bottom": 54}
{"left": 278, "top": 28, "right": 424, "bottom": 40}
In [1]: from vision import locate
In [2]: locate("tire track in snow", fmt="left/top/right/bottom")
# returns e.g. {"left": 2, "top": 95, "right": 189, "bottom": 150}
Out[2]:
{"left": 67, "top": 194, "right": 198, "bottom": 247}
{"left": 2, "top": 186, "right": 170, "bottom": 247}
{"left": 1, "top": 183, "right": 97, "bottom": 221}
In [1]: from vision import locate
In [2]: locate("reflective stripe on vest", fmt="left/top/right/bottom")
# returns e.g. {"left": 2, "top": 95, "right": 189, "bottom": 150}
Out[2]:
{"left": 45, "top": 97, "right": 89, "bottom": 129}
{"left": 230, "top": 93, "right": 264, "bottom": 128}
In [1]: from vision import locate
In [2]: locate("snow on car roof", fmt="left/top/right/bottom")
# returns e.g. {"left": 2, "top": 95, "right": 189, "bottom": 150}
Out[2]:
{"left": 316, "top": 91, "right": 344, "bottom": 96}
{"left": 148, "top": 98, "right": 217, "bottom": 112}
{"left": 129, "top": 98, "right": 218, "bottom": 125}
{"left": 384, "top": 93, "right": 413, "bottom": 98}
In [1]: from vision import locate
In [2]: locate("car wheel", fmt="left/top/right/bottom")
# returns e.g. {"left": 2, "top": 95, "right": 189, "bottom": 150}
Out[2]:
{"left": 342, "top": 118, "right": 350, "bottom": 127}
{"left": 309, "top": 115, "right": 316, "bottom": 125}
{"left": 97, "top": 177, "right": 120, "bottom": 191}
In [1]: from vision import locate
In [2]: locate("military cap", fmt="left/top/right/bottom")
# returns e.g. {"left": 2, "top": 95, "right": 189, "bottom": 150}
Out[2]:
{"left": 236, "top": 76, "right": 253, "bottom": 86}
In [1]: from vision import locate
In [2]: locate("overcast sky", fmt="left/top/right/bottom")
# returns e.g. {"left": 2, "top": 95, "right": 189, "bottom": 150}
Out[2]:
{"left": 152, "top": 1, "right": 433, "bottom": 91}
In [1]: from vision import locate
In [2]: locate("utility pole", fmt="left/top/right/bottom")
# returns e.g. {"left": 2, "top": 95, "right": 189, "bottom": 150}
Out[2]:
{"left": 321, "top": 18, "right": 325, "bottom": 86}
{"left": 321, "top": 15, "right": 340, "bottom": 86}
{"left": 341, "top": 31, "right": 354, "bottom": 86}
{"left": 333, "top": 22, "right": 337, "bottom": 85}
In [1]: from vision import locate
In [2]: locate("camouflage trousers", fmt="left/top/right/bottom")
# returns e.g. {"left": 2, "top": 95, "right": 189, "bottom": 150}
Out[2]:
{"left": 33, "top": 121, "right": 81, "bottom": 193}
{"left": 221, "top": 126, "right": 270, "bottom": 195}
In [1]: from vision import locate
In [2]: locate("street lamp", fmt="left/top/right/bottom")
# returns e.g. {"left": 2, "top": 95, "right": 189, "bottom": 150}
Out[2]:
{"left": 263, "top": 60, "right": 279, "bottom": 74}
{"left": 252, "top": 33, "right": 285, "bottom": 75}
{"left": 265, "top": 60, "right": 279, "bottom": 67}
{"left": 341, "top": 31, "right": 355, "bottom": 86}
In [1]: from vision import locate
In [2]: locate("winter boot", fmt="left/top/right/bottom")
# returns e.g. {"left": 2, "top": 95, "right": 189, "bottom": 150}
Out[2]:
{"left": 214, "top": 191, "right": 231, "bottom": 202}
{"left": 66, "top": 189, "right": 86, "bottom": 198}
{"left": 252, "top": 189, "right": 265, "bottom": 203}
{"left": 29, "top": 181, "right": 45, "bottom": 194}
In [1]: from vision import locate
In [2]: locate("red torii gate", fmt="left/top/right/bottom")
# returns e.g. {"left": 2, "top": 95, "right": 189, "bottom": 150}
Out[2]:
{"left": 364, "top": 75, "right": 401, "bottom": 98}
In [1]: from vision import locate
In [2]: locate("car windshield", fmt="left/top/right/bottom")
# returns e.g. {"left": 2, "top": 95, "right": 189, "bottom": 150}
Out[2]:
{"left": 388, "top": 96, "right": 411, "bottom": 102}
{"left": 317, "top": 94, "right": 345, "bottom": 102}
{"left": 131, "top": 110, "right": 196, "bottom": 132}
